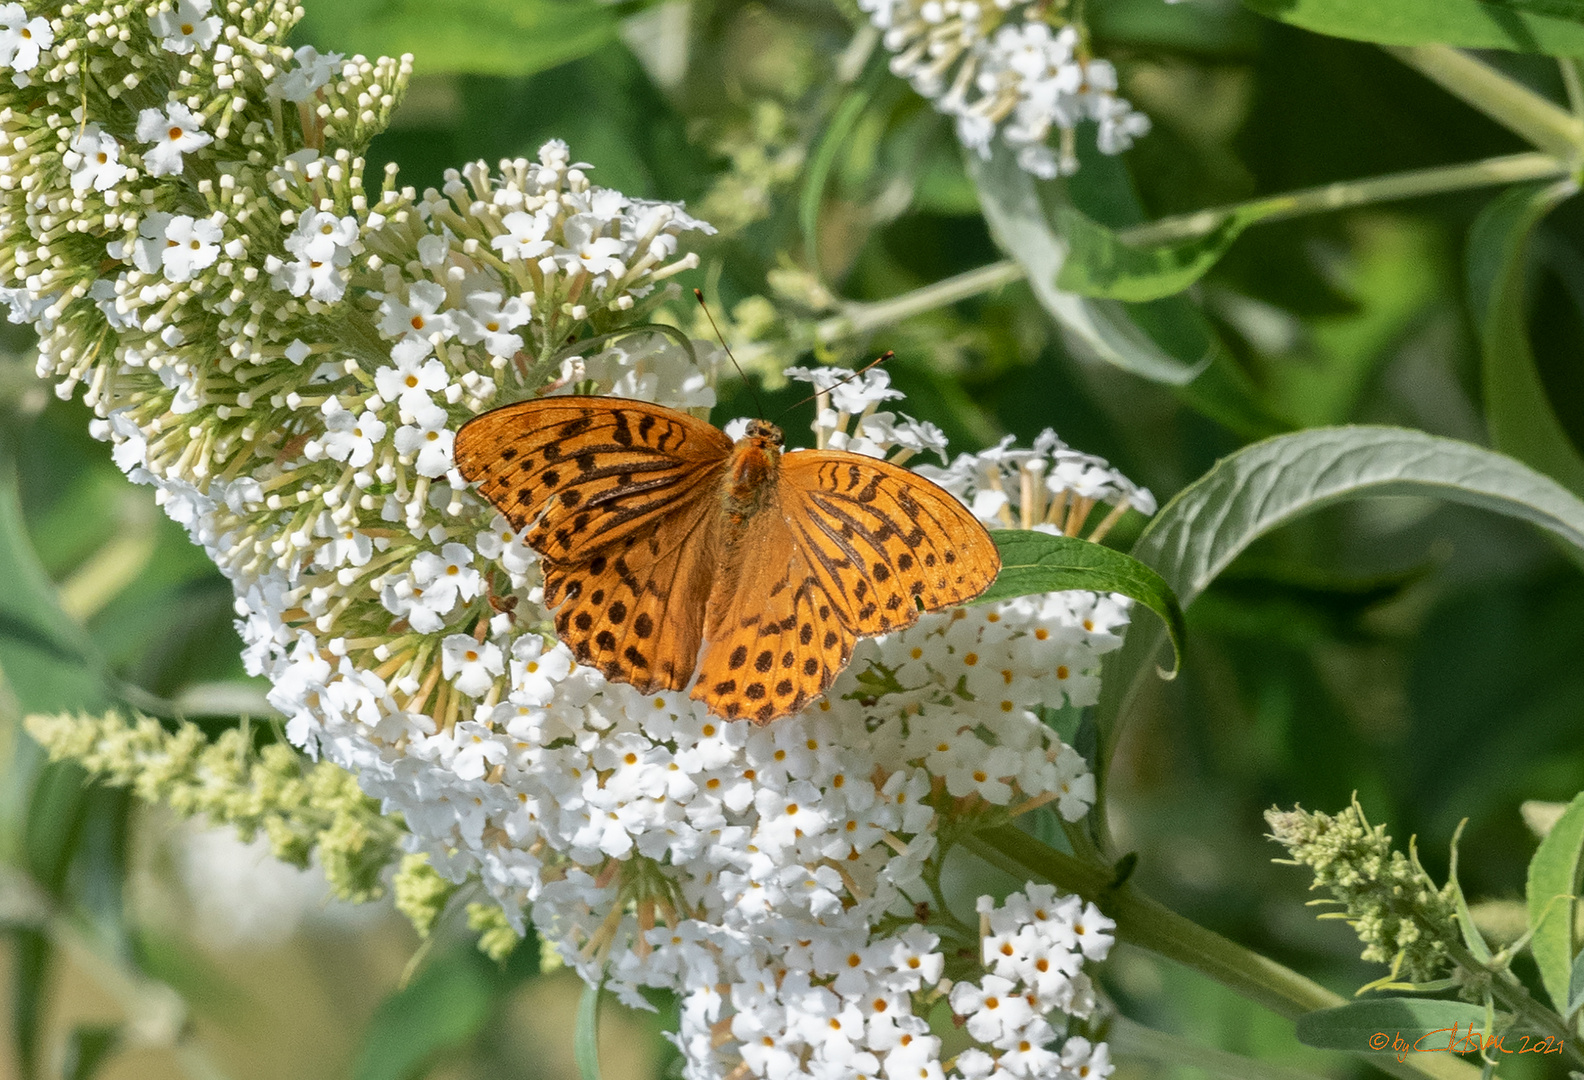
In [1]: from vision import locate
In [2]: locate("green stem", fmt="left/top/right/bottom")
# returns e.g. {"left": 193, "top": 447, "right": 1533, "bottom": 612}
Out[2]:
{"left": 962, "top": 826, "right": 1483, "bottom": 1080}
{"left": 1108, "top": 1015, "right": 1334, "bottom": 1080}
{"left": 1443, "top": 938, "right": 1584, "bottom": 1069}
{"left": 811, "top": 152, "right": 1565, "bottom": 345}
{"left": 1385, "top": 46, "right": 1583, "bottom": 162}
{"left": 813, "top": 260, "right": 1025, "bottom": 345}
{"left": 1118, "top": 152, "right": 1564, "bottom": 247}
{"left": 1559, "top": 58, "right": 1584, "bottom": 127}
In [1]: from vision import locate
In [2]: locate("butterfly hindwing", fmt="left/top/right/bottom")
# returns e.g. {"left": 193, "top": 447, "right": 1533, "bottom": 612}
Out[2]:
{"left": 454, "top": 396, "right": 733, "bottom": 563}
{"left": 780, "top": 449, "right": 1001, "bottom": 636}
{"left": 694, "top": 503, "right": 854, "bottom": 723}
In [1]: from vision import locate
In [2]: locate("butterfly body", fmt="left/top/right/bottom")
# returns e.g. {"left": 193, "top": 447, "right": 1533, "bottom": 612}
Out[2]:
{"left": 455, "top": 396, "right": 1000, "bottom": 723}
{"left": 722, "top": 420, "right": 784, "bottom": 522}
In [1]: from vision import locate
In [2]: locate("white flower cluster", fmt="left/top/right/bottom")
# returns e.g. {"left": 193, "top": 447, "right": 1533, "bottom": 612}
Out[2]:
{"left": 920, "top": 430, "right": 1156, "bottom": 544}
{"left": 949, "top": 885, "right": 1116, "bottom": 1080}
{"left": 784, "top": 364, "right": 949, "bottom": 463}
{"left": 0, "top": 4, "right": 1150, "bottom": 1077}
{"left": 860, "top": 1, "right": 1151, "bottom": 176}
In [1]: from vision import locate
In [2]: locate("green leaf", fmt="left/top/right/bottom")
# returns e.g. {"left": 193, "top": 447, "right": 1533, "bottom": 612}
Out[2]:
{"left": 965, "top": 143, "right": 1212, "bottom": 386}
{"left": 24, "top": 760, "right": 90, "bottom": 900}
{"left": 1089, "top": 0, "right": 1264, "bottom": 55}
{"left": 1467, "top": 180, "right": 1584, "bottom": 499}
{"left": 978, "top": 531, "right": 1186, "bottom": 676}
{"left": 1054, "top": 204, "right": 1272, "bottom": 302}
{"left": 1295, "top": 998, "right": 1493, "bottom": 1051}
{"left": 61, "top": 1024, "right": 120, "bottom": 1080}
{"left": 0, "top": 461, "right": 114, "bottom": 714}
{"left": 1096, "top": 427, "right": 1584, "bottom": 763}
{"left": 802, "top": 84, "right": 874, "bottom": 283}
{"left": 9, "top": 928, "right": 49, "bottom": 1080}
{"left": 575, "top": 978, "right": 604, "bottom": 1080}
{"left": 352, "top": 950, "right": 497, "bottom": 1080}
{"left": 297, "top": 0, "right": 618, "bottom": 78}
{"left": 1525, "top": 790, "right": 1584, "bottom": 1015}
{"left": 1240, "top": 0, "right": 1584, "bottom": 54}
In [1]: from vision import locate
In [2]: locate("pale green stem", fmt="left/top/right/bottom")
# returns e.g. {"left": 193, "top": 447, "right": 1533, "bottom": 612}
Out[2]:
{"left": 811, "top": 152, "right": 1566, "bottom": 345}
{"left": 813, "top": 260, "right": 1025, "bottom": 345}
{"left": 962, "top": 826, "right": 1483, "bottom": 1080}
{"left": 1559, "top": 58, "right": 1584, "bottom": 126}
{"left": 1119, "top": 152, "right": 1565, "bottom": 247}
{"left": 1108, "top": 1015, "right": 1334, "bottom": 1080}
{"left": 1386, "top": 45, "right": 1584, "bottom": 162}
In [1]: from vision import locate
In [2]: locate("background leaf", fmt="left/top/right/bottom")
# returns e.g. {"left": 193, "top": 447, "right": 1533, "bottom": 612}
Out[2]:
{"left": 60, "top": 1024, "right": 120, "bottom": 1080}
{"left": 1525, "top": 790, "right": 1584, "bottom": 1015}
{"left": 1055, "top": 204, "right": 1273, "bottom": 302}
{"left": 1240, "top": 0, "right": 1584, "bottom": 54}
{"left": 352, "top": 949, "right": 500, "bottom": 1080}
{"left": 966, "top": 144, "right": 1213, "bottom": 386}
{"left": 1097, "top": 427, "right": 1584, "bottom": 760}
{"left": 1294, "top": 998, "right": 1492, "bottom": 1050}
{"left": 979, "top": 530, "right": 1187, "bottom": 674}
{"left": 1466, "top": 179, "right": 1584, "bottom": 498}
{"left": 1569, "top": 945, "right": 1584, "bottom": 1019}
{"left": 296, "top": 0, "right": 618, "bottom": 78}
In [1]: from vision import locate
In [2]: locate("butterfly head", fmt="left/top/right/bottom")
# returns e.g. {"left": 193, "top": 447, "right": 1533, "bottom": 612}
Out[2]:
{"left": 742, "top": 418, "right": 784, "bottom": 448}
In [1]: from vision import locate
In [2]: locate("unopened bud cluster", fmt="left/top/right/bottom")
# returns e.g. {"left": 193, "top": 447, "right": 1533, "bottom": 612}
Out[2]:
{"left": 1266, "top": 800, "right": 1459, "bottom": 984}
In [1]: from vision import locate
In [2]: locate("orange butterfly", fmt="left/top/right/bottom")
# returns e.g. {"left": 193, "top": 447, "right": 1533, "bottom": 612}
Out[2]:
{"left": 454, "top": 397, "right": 1001, "bottom": 723}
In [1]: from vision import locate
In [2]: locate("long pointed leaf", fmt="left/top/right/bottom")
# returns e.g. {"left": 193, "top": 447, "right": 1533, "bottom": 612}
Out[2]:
{"left": 1240, "top": 0, "right": 1584, "bottom": 54}
{"left": 1526, "top": 791, "right": 1584, "bottom": 1015}
{"left": 978, "top": 531, "right": 1186, "bottom": 675}
{"left": 1467, "top": 180, "right": 1584, "bottom": 499}
{"left": 1054, "top": 203, "right": 1271, "bottom": 302}
{"left": 1096, "top": 426, "right": 1584, "bottom": 764}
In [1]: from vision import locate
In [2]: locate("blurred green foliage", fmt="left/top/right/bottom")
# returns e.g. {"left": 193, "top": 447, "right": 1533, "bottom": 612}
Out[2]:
{"left": 4, "top": 0, "right": 1584, "bottom": 1078}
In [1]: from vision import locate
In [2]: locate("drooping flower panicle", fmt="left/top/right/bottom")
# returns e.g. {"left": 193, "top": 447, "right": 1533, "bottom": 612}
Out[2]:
{"left": 860, "top": 0, "right": 1152, "bottom": 177}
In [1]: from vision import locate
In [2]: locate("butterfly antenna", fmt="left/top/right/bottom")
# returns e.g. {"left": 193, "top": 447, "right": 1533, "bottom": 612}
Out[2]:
{"left": 775, "top": 351, "right": 895, "bottom": 421}
{"left": 694, "top": 288, "right": 767, "bottom": 419}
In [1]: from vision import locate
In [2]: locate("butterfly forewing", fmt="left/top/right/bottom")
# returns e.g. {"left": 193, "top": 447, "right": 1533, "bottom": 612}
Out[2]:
{"left": 781, "top": 449, "right": 1001, "bottom": 635}
{"left": 454, "top": 397, "right": 733, "bottom": 562}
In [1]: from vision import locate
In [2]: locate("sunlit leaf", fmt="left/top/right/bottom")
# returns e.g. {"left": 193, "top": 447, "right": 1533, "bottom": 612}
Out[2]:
{"left": 1054, "top": 204, "right": 1272, "bottom": 302}
{"left": 979, "top": 531, "right": 1185, "bottom": 675}
{"left": 298, "top": 0, "right": 618, "bottom": 78}
{"left": 1240, "top": 0, "right": 1584, "bottom": 54}
{"left": 1526, "top": 791, "right": 1584, "bottom": 1015}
